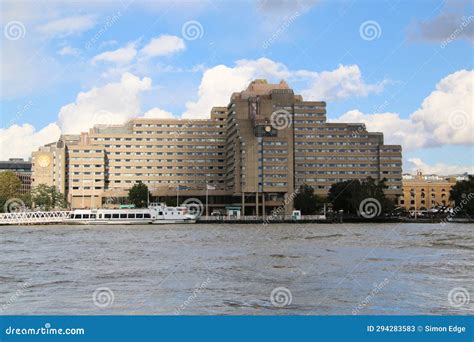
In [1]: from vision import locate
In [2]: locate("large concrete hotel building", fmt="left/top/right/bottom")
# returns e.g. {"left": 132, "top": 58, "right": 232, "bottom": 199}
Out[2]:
{"left": 32, "top": 80, "right": 403, "bottom": 214}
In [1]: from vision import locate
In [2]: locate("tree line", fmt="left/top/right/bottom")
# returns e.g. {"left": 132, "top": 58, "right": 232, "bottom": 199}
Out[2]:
{"left": 294, "top": 176, "right": 474, "bottom": 218}
{"left": 0, "top": 171, "right": 67, "bottom": 212}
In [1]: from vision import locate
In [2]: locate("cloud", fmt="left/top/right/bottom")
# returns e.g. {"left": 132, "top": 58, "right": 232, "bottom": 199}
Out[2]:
{"left": 57, "top": 73, "right": 152, "bottom": 133}
{"left": 142, "top": 108, "right": 175, "bottom": 119}
{"left": 58, "top": 45, "right": 80, "bottom": 56}
{"left": 0, "top": 123, "right": 61, "bottom": 160}
{"left": 333, "top": 110, "right": 429, "bottom": 150}
{"left": 140, "top": 35, "right": 186, "bottom": 58}
{"left": 406, "top": 158, "right": 474, "bottom": 175}
{"left": 408, "top": 12, "right": 474, "bottom": 43}
{"left": 301, "top": 64, "right": 386, "bottom": 101}
{"left": 183, "top": 58, "right": 386, "bottom": 118}
{"left": 90, "top": 35, "right": 185, "bottom": 69}
{"left": 411, "top": 69, "right": 473, "bottom": 146}
{"left": 332, "top": 69, "right": 474, "bottom": 151}
{"left": 37, "top": 15, "right": 96, "bottom": 37}
{"left": 91, "top": 43, "right": 137, "bottom": 65}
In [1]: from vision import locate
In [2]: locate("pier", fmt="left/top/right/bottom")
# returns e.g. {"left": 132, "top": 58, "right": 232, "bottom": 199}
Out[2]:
{"left": 0, "top": 211, "right": 71, "bottom": 225}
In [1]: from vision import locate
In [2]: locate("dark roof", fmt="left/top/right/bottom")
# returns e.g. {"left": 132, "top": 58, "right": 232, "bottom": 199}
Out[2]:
{"left": 0, "top": 160, "right": 32, "bottom": 171}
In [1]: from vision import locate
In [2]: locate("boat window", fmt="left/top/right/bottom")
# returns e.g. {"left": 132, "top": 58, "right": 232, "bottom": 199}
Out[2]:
{"left": 144, "top": 213, "right": 151, "bottom": 218}
{"left": 98, "top": 214, "right": 102, "bottom": 219}
{"left": 74, "top": 214, "right": 81, "bottom": 219}
{"left": 159, "top": 212, "right": 163, "bottom": 215}
{"left": 83, "top": 214, "right": 90, "bottom": 219}
{"left": 105, "top": 214, "right": 111, "bottom": 219}
{"left": 112, "top": 214, "right": 119, "bottom": 219}
{"left": 120, "top": 214, "right": 127, "bottom": 218}
{"left": 90, "top": 214, "right": 96, "bottom": 219}
{"left": 128, "top": 214, "right": 136, "bottom": 219}
{"left": 136, "top": 213, "right": 143, "bottom": 218}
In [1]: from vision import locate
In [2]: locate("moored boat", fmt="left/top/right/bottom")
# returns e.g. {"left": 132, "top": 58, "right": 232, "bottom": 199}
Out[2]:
{"left": 64, "top": 203, "right": 196, "bottom": 225}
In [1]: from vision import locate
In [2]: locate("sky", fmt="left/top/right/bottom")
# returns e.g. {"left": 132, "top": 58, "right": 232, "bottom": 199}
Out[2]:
{"left": 0, "top": 0, "right": 473, "bottom": 175}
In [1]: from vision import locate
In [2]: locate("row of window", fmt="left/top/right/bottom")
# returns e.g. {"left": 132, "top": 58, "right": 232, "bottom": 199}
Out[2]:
{"left": 295, "top": 148, "right": 378, "bottom": 153}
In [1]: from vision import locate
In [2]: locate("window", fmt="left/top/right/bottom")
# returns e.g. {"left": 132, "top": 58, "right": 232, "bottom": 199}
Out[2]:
{"left": 136, "top": 213, "right": 143, "bottom": 218}
{"left": 105, "top": 214, "right": 111, "bottom": 219}
{"left": 128, "top": 213, "right": 136, "bottom": 219}
{"left": 144, "top": 213, "right": 151, "bottom": 218}
{"left": 120, "top": 214, "right": 127, "bottom": 219}
{"left": 112, "top": 214, "right": 119, "bottom": 219}
{"left": 83, "top": 214, "right": 90, "bottom": 219}
{"left": 90, "top": 214, "right": 96, "bottom": 219}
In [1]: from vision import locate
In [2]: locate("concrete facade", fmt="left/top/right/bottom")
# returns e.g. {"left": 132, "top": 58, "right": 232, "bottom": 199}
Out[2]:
{"left": 32, "top": 80, "right": 403, "bottom": 212}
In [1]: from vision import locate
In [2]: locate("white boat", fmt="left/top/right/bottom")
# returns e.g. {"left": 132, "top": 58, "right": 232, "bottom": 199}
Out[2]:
{"left": 64, "top": 203, "right": 196, "bottom": 225}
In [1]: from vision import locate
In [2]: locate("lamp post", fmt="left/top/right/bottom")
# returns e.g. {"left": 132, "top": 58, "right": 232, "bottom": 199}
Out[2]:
{"left": 411, "top": 189, "right": 417, "bottom": 220}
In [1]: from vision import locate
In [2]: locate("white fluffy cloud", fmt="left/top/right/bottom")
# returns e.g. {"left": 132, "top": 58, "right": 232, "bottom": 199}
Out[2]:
{"left": 140, "top": 35, "right": 186, "bottom": 58}
{"left": 57, "top": 73, "right": 152, "bottom": 133}
{"left": 37, "top": 15, "right": 96, "bottom": 37}
{"left": 91, "top": 43, "right": 137, "bottom": 65}
{"left": 183, "top": 58, "right": 385, "bottom": 118}
{"left": 302, "top": 64, "right": 386, "bottom": 101}
{"left": 142, "top": 108, "right": 174, "bottom": 119}
{"left": 90, "top": 35, "right": 185, "bottom": 66}
{"left": 0, "top": 123, "right": 61, "bottom": 160}
{"left": 333, "top": 69, "right": 474, "bottom": 150}
{"left": 334, "top": 110, "right": 429, "bottom": 150}
{"left": 411, "top": 69, "right": 473, "bottom": 146}
{"left": 406, "top": 158, "right": 474, "bottom": 175}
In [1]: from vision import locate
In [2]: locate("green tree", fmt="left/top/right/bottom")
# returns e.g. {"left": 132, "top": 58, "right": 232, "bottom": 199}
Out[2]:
{"left": 0, "top": 171, "right": 21, "bottom": 199}
{"left": 31, "top": 184, "right": 68, "bottom": 210}
{"left": 327, "top": 177, "right": 394, "bottom": 216}
{"left": 293, "top": 184, "right": 321, "bottom": 215}
{"left": 450, "top": 176, "right": 474, "bottom": 217}
{"left": 327, "top": 180, "right": 361, "bottom": 214}
{"left": 128, "top": 181, "right": 150, "bottom": 208}
{"left": 0, "top": 172, "right": 23, "bottom": 212}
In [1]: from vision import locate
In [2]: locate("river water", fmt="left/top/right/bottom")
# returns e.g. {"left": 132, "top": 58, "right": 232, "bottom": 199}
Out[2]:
{"left": 1, "top": 223, "right": 473, "bottom": 315}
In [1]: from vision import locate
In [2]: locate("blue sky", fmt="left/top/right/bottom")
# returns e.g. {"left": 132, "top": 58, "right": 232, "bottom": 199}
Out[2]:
{"left": 1, "top": 0, "right": 473, "bottom": 174}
